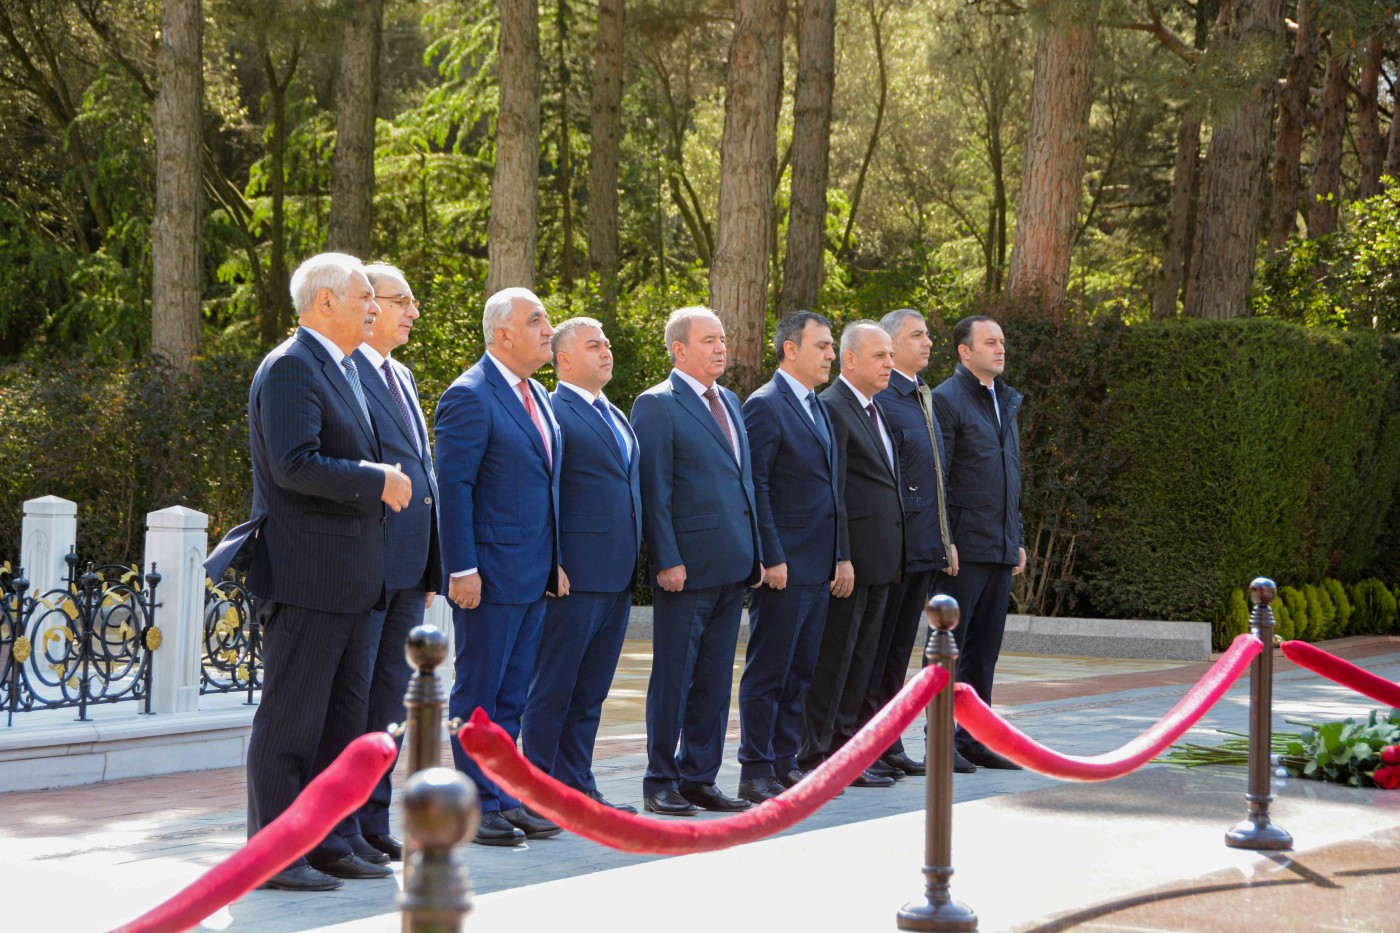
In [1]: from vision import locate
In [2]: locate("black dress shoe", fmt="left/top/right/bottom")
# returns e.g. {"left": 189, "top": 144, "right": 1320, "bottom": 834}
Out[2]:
{"left": 680, "top": 783, "right": 752, "bottom": 812}
{"left": 952, "top": 750, "right": 978, "bottom": 774}
{"left": 363, "top": 832, "right": 403, "bottom": 861}
{"left": 867, "top": 760, "right": 906, "bottom": 781}
{"left": 881, "top": 752, "right": 927, "bottom": 776}
{"left": 499, "top": 805, "right": 562, "bottom": 838}
{"left": 309, "top": 853, "right": 393, "bottom": 880}
{"left": 644, "top": 789, "right": 699, "bottom": 816}
{"left": 737, "top": 777, "right": 786, "bottom": 804}
{"left": 961, "top": 746, "right": 1022, "bottom": 770}
{"left": 583, "top": 789, "right": 637, "bottom": 814}
{"left": 474, "top": 811, "right": 526, "bottom": 846}
{"left": 260, "top": 863, "right": 343, "bottom": 891}
{"left": 345, "top": 833, "right": 391, "bottom": 865}
{"left": 850, "top": 769, "right": 896, "bottom": 788}
{"left": 776, "top": 768, "right": 807, "bottom": 789}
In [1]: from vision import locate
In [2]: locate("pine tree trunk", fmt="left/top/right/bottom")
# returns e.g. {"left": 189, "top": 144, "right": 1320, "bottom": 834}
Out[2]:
{"left": 259, "top": 52, "right": 297, "bottom": 348}
{"left": 487, "top": 0, "right": 541, "bottom": 293}
{"left": 1265, "top": 0, "right": 1316, "bottom": 248}
{"left": 1185, "top": 0, "right": 1285, "bottom": 319}
{"left": 709, "top": 0, "right": 785, "bottom": 390}
{"left": 1356, "top": 32, "right": 1384, "bottom": 199}
{"left": 556, "top": 0, "right": 575, "bottom": 293}
{"left": 150, "top": 0, "right": 202, "bottom": 372}
{"left": 1307, "top": 45, "right": 1348, "bottom": 239}
{"left": 326, "top": 0, "right": 382, "bottom": 257}
{"left": 777, "top": 0, "right": 835, "bottom": 316}
{"left": 587, "top": 0, "right": 625, "bottom": 311}
{"left": 1152, "top": 111, "right": 1201, "bottom": 319}
{"left": 1005, "top": 0, "right": 1100, "bottom": 307}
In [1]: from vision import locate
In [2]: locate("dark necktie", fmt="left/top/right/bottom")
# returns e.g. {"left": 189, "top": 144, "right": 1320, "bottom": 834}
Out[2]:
{"left": 917, "top": 380, "right": 954, "bottom": 562}
{"left": 592, "top": 396, "right": 630, "bottom": 471}
{"left": 865, "top": 402, "right": 891, "bottom": 470}
{"left": 340, "top": 357, "right": 372, "bottom": 428}
{"left": 380, "top": 360, "right": 421, "bottom": 455}
{"left": 518, "top": 382, "right": 552, "bottom": 467}
{"left": 806, "top": 390, "right": 830, "bottom": 450}
{"left": 702, "top": 386, "right": 738, "bottom": 460}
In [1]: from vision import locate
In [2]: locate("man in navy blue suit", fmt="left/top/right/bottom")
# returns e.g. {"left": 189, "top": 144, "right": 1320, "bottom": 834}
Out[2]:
{"left": 522, "top": 317, "right": 641, "bottom": 813}
{"left": 632, "top": 307, "right": 763, "bottom": 816}
{"left": 735, "top": 311, "right": 849, "bottom": 804}
{"left": 435, "top": 287, "right": 568, "bottom": 846}
{"left": 343, "top": 263, "right": 441, "bottom": 862}
{"left": 204, "top": 252, "right": 411, "bottom": 891}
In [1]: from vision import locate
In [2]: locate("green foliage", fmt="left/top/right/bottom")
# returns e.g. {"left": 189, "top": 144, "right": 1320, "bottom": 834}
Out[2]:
{"left": 1215, "top": 587, "right": 1251, "bottom": 647}
{"left": 1325, "top": 578, "right": 1353, "bottom": 637}
{"left": 1282, "top": 709, "right": 1400, "bottom": 789}
{"left": 1304, "top": 584, "right": 1334, "bottom": 641}
{"left": 1271, "top": 594, "right": 1295, "bottom": 641}
{"left": 1349, "top": 579, "right": 1399, "bottom": 636}
{"left": 1279, "top": 586, "right": 1308, "bottom": 641}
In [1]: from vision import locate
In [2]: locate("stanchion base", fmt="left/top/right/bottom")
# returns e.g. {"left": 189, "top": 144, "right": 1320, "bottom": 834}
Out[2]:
{"left": 897, "top": 898, "right": 978, "bottom": 931}
{"left": 1225, "top": 818, "right": 1293, "bottom": 851}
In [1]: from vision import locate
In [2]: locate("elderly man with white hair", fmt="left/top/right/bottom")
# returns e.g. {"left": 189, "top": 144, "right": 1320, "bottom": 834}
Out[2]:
{"left": 435, "top": 286, "right": 569, "bottom": 846}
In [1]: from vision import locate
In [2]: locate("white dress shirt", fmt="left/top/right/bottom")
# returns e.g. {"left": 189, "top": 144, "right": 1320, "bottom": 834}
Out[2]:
{"left": 839, "top": 374, "right": 895, "bottom": 471}
{"left": 672, "top": 368, "right": 740, "bottom": 461}
{"left": 557, "top": 380, "right": 634, "bottom": 460}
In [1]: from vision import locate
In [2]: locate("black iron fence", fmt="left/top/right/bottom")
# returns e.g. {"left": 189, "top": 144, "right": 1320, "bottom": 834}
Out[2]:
{"left": 0, "top": 552, "right": 162, "bottom": 726}
{"left": 202, "top": 575, "right": 261, "bottom": 703}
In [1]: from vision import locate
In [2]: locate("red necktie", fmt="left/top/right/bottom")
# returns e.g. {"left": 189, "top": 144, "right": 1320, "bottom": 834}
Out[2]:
{"left": 703, "top": 386, "right": 738, "bottom": 461}
{"left": 519, "top": 382, "right": 552, "bottom": 467}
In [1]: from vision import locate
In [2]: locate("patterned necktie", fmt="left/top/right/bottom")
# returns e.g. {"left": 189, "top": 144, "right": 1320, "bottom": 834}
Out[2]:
{"left": 340, "top": 357, "right": 373, "bottom": 428}
{"left": 592, "top": 396, "right": 630, "bottom": 471}
{"left": 380, "top": 360, "right": 421, "bottom": 455}
{"left": 518, "top": 381, "right": 552, "bottom": 467}
{"left": 806, "top": 390, "right": 830, "bottom": 450}
{"left": 917, "top": 381, "right": 954, "bottom": 563}
{"left": 702, "top": 386, "right": 738, "bottom": 461}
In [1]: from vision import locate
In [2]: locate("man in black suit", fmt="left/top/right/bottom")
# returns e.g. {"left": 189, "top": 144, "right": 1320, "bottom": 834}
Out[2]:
{"left": 801, "top": 322, "right": 905, "bottom": 788}
{"left": 204, "top": 252, "right": 412, "bottom": 891}
{"left": 736, "top": 311, "right": 848, "bottom": 804}
{"left": 522, "top": 317, "right": 641, "bottom": 813}
{"left": 931, "top": 315, "right": 1025, "bottom": 771}
{"left": 864, "top": 308, "right": 963, "bottom": 777}
{"left": 344, "top": 263, "right": 441, "bottom": 863}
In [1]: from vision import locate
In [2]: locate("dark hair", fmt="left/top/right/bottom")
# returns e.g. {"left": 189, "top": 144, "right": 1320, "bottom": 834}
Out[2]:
{"left": 952, "top": 315, "right": 997, "bottom": 361}
{"left": 773, "top": 310, "right": 833, "bottom": 358}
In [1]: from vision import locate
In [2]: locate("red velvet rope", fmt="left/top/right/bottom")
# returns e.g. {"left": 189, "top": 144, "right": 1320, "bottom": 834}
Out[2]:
{"left": 458, "top": 663, "right": 949, "bottom": 854}
{"left": 952, "top": 633, "right": 1262, "bottom": 781}
{"left": 108, "top": 732, "right": 398, "bottom": 933}
{"left": 1281, "top": 640, "right": 1400, "bottom": 709}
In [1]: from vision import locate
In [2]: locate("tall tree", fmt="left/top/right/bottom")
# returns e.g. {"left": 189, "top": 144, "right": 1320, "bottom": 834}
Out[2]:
{"left": 487, "top": 0, "right": 541, "bottom": 292}
{"left": 325, "top": 0, "right": 383, "bottom": 257}
{"left": 1356, "top": 31, "right": 1385, "bottom": 199}
{"left": 1005, "top": 0, "right": 1100, "bottom": 306}
{"left": 150, "top": 0, "right": 203, "bottom": 372}
{"left": 1184, "top": 0, "right": 1285, "bottom": 319}
{"left": 554, "top": 0, "right": 576, "bottom": 293}
{"left": 1265, "top": 0, "right": 1316, "bottom": 248}
{"left": 587, "top": 0, "right": 625, "bottom": 309}
{"left": 708, "top": 0, "right": 784, "bottom": 385}
{"left": 777, "top": 0, "right": 834, "bottom": 315}
{"left": 1307, "top": 42, "right": 1348, "bottom": 239}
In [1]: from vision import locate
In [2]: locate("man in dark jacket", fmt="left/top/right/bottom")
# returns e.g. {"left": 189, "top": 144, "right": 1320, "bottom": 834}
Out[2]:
{"left": 930, "top": 315, "right": 1025, "bottom": 771}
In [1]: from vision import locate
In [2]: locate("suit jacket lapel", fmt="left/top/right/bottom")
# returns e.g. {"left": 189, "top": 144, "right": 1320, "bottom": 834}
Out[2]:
{"left": 562, "top": 389, "right": 627, "bottom": 472}
{"left": 777, "top": 376, "right": 827, "bottom": 450}
{"left": 837, "top": 379, "right": 894, "bottom": 481}
{"left": 670, "top": 372, "right": 737, "bottom": 463}
{"left": 487, "top": 361, "right": 551, "bottom": 464}
{"left": 356, "top": 353, "right": 420, "bottom": 456}
{"left": 299, "top": 330, "right": 377, "bottom": 450}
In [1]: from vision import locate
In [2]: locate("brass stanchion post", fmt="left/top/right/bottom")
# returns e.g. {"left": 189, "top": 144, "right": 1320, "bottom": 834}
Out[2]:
{"left": 398, "top": 767, "right": 479, "bottom": 933}
{"left": 898, "top": 594, "right": 976, "bottom": 932}
{"left": 401, "top": 624, "right": 450, "bottom": 887}
{"left": 1225, "top": 577, "right": 1292, "bottom": 851}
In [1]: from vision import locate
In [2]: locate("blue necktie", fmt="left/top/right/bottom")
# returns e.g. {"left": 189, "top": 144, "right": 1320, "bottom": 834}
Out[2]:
{"left": 340, "top": 357, "right": 373, "bottom": 428}
{"left": 593, "top": 396, "right": 630, "bottom": 471}
{"left": 806, "top": 390, "right": 830, "bottom": 450}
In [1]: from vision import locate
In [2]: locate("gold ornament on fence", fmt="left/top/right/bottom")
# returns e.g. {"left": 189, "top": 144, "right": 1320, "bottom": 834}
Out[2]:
{"left": 144, "top": 626, "right": 163, "bottom": 651}
{"left": 13, "top": 635, "right": 31, "bottom": 663}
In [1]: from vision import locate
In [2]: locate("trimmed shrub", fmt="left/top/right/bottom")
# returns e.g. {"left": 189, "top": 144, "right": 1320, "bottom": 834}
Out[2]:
{"left": 1215, "top": 587, "right": 1252, "bottom": 647}
{"left": 1305, "top": 583, "right": 1336, "bottom": 640}
{"left": 1350, "top": 579, "right": 1399, "bottom": 635}
{"left": 1324, "top": 578, "right": 1353, "bottom": 636}
{"left": 1272, "top": 594, "right": 1296, "bottom": 641}
{"left": 1279, "top": 586, "right": 1309, "bottom": 641}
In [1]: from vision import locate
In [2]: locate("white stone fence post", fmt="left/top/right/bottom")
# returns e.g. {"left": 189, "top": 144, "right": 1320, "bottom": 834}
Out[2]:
{"left": 20, "top": 495, "right": 77, "bottom": 596}
{"left": 143, "top": 506, "right": 208, "bottom": 714}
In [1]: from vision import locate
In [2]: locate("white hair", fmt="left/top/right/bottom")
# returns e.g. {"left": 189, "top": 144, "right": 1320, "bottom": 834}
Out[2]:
{"left": 290, "top": 252, "right": 364, "bottom": 315}
{"left": 483, "top": 287, "right": 543, "bottom": 346}
{"left": 363, "top": 261, "right": 408, "bottom": 289}
{"left": 840, "top": 320, "right": 884, "bottom": 355}
{"left": 664, "top": 306, "right": 722, "bottom": 362}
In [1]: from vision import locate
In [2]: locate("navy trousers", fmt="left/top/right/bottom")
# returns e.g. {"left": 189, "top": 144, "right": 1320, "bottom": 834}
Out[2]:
{"left": 862, "top": 568, "right": 936, "bottom": 757}
{"left": 933, "top": 561, "right": 1013, "bottom": 753}
{"left": 247, "top": 600, "right": 370, "bottom": 865}
{"left": 738, "top": 582, "right": 829, "bottom": 780}
{"left": 644, "top": 583, "right": 745, "bottom": 796}
{"left": 448, "top": 597, "right": 546, "bottom": 813}
{"left": 522, "top": 588, "right": 631, "bottom": 792}
{"left": 800, "top": 583, "right": 892, "bottom": 767}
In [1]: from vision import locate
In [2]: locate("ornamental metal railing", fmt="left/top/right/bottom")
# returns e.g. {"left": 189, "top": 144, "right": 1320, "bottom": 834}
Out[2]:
{"left": 1, "top": 551, "right": 162, "bottom": 726}
{"left": 201, "top": 575, "right": 261, "bottom": 703}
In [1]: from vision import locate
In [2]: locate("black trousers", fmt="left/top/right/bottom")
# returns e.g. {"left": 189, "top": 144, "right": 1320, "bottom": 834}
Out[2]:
{"left": 861, "top": 568, "right": 936, "bottom": 757}
{"left": 799, "top": 582, "right": 891, "bottom": 767}
{"left": 933, "top": 561, "right": 1013, "bottom": 753}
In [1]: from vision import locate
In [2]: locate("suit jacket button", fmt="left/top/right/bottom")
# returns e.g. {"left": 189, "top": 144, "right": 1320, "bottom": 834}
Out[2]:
{"left": 424, "top": 496, "right": 433, "bottom": 506}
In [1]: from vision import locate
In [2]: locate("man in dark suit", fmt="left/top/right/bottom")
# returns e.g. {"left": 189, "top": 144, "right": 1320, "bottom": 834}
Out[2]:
{"left": 436, "top": 287, "right": 568, "bottom": 846}
{"left": 522, "top": 317, "right": 641, "bottom": 813}
{"left": 931, "top": 315, "right": 1025, "bottom": 771}
{"left": 865, "top": 308, "right": 963, "bottom": 777}
{"left": 632, "top": 306, "right": 762, "bottom": 816}
{"left": 342, "top": 263, "right": 441, "bottom": 863}
{"left": 801, "top": 321, "right": 905, "bottom": 788}
{"left": 204, "top": 252, "right": 412, "bottom": 891}
{"left": 735, "top": 311, "right": 849, "bottom": 804}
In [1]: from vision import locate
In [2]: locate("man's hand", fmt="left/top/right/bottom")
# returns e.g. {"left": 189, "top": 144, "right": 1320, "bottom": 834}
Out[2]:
{"left": 764, "top": 563, "right": 789, "bottom": 591}
{"left": 380, "top": 463, "right": 412, "bottom": 512}
{"left": 549, "top": 566, "right": 571, "bottom": 597}
{"left": 1012, "top": 546, "right": 1027, "bottom": 576}
{"left": 947, "top": 543, "right": 959, "bottom": 577}
{"left": 424, "top": 591, "right": 436, "bottom": 609}
{"left": 657, "top": 565, "right": 687, "bottom": 593}
{"left": 830, "top": 560, "right": 854, "bottom": 598}
{"left": 449, "top": 572, "right": 482, "bottom": 610}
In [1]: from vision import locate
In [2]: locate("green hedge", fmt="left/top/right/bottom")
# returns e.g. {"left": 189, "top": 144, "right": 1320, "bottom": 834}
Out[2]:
{"left": 1217, "top": 578, "right": 1398, "bottom": 649}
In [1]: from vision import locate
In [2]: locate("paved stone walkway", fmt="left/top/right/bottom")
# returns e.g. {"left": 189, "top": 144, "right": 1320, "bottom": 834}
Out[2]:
{"left": 2, "top": 638, "right": 1397, "bottom": 931}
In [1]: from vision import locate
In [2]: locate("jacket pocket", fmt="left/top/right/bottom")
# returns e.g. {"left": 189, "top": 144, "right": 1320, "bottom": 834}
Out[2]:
{"left": 562, "top": 513, "right": 609, "bottom": 534}
{"left": 675, "top": 511, "right": 719, "bottom": 532}
{"left": 308, "top": 512, "right": 361, "bottom": 537}
{"left": 947, "top": 490, "right": 994, "bottom": 509}
{"left": 773, "top": 510, "right": 806, "bottom": 528}
{"left": 846, "top": 507, "right": 872, "bottom": 521}
{"left": 476, "top": 522, "right": 523, "bottom": 544}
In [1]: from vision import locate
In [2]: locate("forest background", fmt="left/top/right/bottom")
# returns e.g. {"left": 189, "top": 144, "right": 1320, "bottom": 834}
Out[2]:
{"left": 1, "top": 0, "right": 1399, "bottom": 641}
